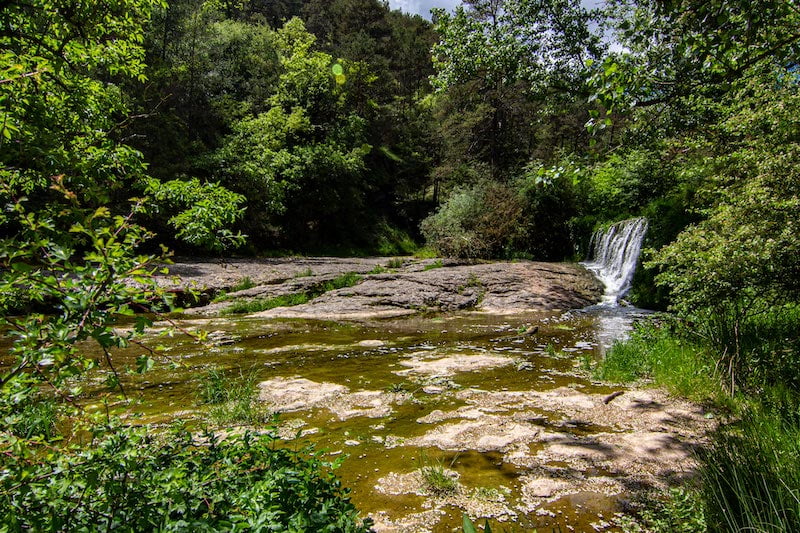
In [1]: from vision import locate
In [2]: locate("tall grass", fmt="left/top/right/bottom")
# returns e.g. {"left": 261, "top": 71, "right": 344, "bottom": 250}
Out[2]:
{"left": 198, "top": 368, "right": 272, "bottom": 426}
{"left": 688, "top": 303, "right": 800, "bottom": 394}
{"left": 594, "top": 323, "right": 723, "bottom": 402}
{"left": 700, "top": 397, "right": 800, "bottom": 532}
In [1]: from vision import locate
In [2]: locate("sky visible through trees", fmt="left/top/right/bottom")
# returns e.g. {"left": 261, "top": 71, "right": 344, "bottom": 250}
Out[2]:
{"left": 389, "top": 0, "right": 603, "bottom": 19}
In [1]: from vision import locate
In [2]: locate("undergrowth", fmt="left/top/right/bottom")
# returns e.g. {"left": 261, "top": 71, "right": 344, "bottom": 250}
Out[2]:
{"left": 5, "top": 396, "right": 60, "bottom": 441}
{"left": 618, "top": 488, "right": 706, "bottom": 533}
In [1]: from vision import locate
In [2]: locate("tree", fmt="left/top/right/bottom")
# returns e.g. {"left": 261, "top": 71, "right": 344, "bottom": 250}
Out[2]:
{"left": 431, "top": 0, "right": 604, "bottom": 177}
{"left": 213, "top": 18, "right": 372, "bottom": 245}
{"left": 649, "top": 70, "right": 800, "bottom": 391}
{"left": 0, "top": 2, "right": 367, "bottom": 529}
{"left": 589, "top": 0, "right": 800, "bottom": 122}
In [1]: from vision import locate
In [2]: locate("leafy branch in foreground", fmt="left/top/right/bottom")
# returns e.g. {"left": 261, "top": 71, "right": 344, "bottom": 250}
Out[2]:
{"left": 0, "top": 1, "right": 370, "bottom": 530}
{"left": 1, "top": 427, "right": 371, "bottom": 532}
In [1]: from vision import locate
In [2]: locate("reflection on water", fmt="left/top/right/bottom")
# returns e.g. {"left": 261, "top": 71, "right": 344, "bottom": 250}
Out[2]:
{"left": 580, "top": 304, "right": 654, "bottom": 353}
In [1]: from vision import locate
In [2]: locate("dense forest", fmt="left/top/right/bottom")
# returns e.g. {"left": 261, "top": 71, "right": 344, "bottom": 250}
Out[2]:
{"left": 1, "top": 0, "right": 799, "bottom": 531}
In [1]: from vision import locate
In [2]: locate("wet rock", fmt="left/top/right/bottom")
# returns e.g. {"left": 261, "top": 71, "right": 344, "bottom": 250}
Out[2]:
{"left": 358, "top": 339, "right": 385, "bottom": 347}
{"left": 396, "top": 353, "right": 515, "bottom": 377}
{"left": 257, "top": 376, "right": 409, "bottom": 420}
{"left": 369, "top": 509, "right": 445, "bottom": 533}
{"left": 258, "top": 377, "right": 347, "bottom": 412}
{"left": 523, "top": 477, "right": 572, "bottom": 498}
{"left": 407, "top": 416, "right": 541, "bottom": 452}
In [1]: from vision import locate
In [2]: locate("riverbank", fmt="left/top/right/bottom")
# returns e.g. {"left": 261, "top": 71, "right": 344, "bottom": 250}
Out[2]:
{"left": 156, "top": 257, "right": 605, "bottom": 318}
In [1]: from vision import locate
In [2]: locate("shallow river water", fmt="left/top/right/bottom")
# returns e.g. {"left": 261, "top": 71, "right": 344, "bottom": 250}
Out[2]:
{"left": 63, "top": 304, "right": 668, "bottom": 532}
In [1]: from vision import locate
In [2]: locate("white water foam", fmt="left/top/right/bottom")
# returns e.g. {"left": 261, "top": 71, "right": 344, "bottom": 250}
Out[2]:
{"left": 581, "top": 217, "right": 648, "bottom": 306}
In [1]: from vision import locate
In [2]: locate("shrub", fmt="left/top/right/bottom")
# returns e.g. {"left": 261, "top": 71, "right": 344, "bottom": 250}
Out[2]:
{"left": 2, "top": 395, "right": 59, "bottom": 441}
{"left": 0, "top": 428, "right": 373, "bottom": 532}
{"left": 421, "top": 182, "right": 522, "bottom": 258}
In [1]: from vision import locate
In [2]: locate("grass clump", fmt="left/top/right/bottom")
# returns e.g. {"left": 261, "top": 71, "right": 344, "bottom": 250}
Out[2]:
{"left": 594, "top": 322, "right": 723, "bottom": 402}
{"left": 386, "top": 257, "right": 404, "bottom": 269}
{"left": 419, "top": 454, "right": 458, "bottom": 496}
{"left": 199, "top": 368, "right": 227, "bottom": 404}
{"left": 320, "top": 272, "right": 362, "bottom": 292}
{"left": 423, "top": 259, "right": 444, "bottom": 271}
{"left": 226, "top": 292, "right": 311, "bottom": 314}
{"left": 231, "top": 276, "right": 256, "bottom": 291}
{"left": 224, "top": 272, "right": 363, "bottom": 314}
{"left": 211, "top": 277, "right": 257, "bottom": 302}
{"left": 294, "top": 268, "right": 313, "bottom": 278}
{"left": 198, "top": 368, "right": 272, "bottom": 426}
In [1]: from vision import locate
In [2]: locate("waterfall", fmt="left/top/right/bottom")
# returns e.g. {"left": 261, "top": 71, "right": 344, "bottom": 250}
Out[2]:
{"left": 581, "top": 217, "right": 648, "bottom": 305}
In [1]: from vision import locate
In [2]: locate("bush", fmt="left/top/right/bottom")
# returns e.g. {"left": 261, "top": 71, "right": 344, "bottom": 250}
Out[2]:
{"left": 0, "top": 428, "right": 372, "bottom": 532}
{"left": 420, "top": 181, "right": 523, "bottom": 258}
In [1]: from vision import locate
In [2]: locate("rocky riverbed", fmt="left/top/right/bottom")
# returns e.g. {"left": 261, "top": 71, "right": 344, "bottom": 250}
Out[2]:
{"left": 157, "top": 257, "right": 604, "bottom": 318}
{"left": 140, "top": 257, "right": 713, "bottom": 531}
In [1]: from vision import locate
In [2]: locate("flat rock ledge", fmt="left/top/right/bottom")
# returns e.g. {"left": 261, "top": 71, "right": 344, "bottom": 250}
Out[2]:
{"left": 155, "top": 257, "right": 603, "bottom": 319}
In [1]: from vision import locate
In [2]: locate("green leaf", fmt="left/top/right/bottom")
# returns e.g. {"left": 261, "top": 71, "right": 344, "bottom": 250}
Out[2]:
{"left": 135, "top": 355, "right": 154, "bottom": 374}
{"left": 462, "top": 514, "right": 478, "bottom": 533}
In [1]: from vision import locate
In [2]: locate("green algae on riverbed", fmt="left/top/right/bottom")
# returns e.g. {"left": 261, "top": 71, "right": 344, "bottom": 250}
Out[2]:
{"left": 6, "top": 310, "right": 711, "bottom": 532}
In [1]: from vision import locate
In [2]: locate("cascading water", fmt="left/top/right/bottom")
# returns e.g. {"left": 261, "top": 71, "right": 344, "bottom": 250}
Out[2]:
{"left": 581, "top": 217, "right": 648, "bottom": 306}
